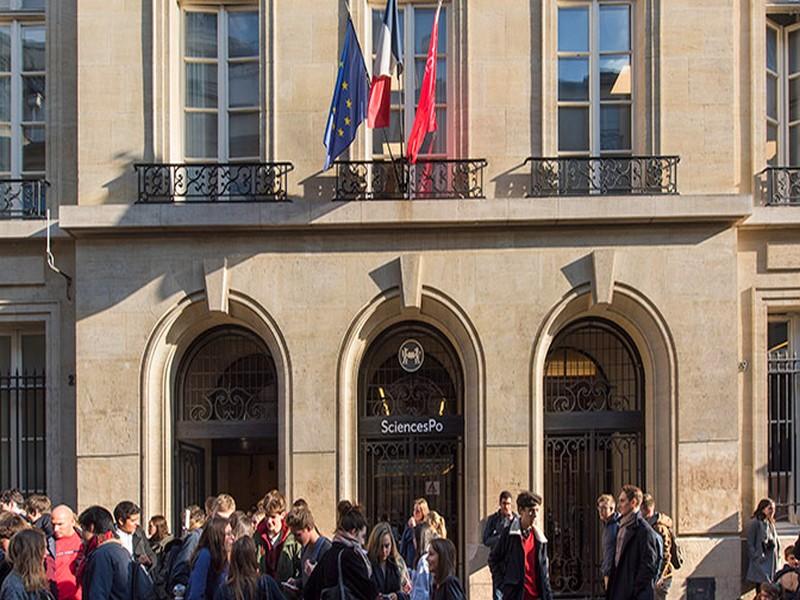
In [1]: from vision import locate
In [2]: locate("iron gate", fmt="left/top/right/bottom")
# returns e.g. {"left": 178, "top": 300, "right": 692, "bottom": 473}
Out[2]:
{"left": 544, "top": 319, "right": 645, "bottom": 599}
{"left": 358, "top": 322, "right": 464, "bottom": 556}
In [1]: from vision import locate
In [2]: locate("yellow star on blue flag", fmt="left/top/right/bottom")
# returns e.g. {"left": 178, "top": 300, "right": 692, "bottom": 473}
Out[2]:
{"left": 323, "top": 17, "right": 368, "bottom": 170}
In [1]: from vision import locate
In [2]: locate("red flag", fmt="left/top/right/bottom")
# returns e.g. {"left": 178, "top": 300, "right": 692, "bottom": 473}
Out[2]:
{"left": 407, "top": 2, "right": 441, "bottom": 164}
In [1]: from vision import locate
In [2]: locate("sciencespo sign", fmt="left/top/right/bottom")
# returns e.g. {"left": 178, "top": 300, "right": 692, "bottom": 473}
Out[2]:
{"left": 380, "top": 417, "right": 445, "bottom": 435}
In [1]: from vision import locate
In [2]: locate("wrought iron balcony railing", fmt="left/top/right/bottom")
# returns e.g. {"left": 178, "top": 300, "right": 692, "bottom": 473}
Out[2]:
{"left": 0, "top": 178, "right": 48, "bottom": 219}
{"left": 525, "top": 156, "right": 680, "bottom": 197}
{"left": 764, "top": 167, "right": 800, "bottom": 205}
{"left": 334, "top": 158, "right": 488, "bottom": 201}
{"left": 135, "top": 162, "right": 294, "bottom": 203}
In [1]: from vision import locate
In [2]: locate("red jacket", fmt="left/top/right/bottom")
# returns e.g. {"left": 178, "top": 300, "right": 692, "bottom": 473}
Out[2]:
{"left": 256, "top": 520, "right": 290, "bottom": 578}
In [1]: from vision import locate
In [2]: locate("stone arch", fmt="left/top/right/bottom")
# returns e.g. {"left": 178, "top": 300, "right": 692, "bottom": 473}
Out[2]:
{"left": 139, "top": 290, "right": 292, "bottom": 521}
{"left": 530, "top": 282, "right": 678, "bottom": 521}
{"left": 336, "top": 285, "right": 487, "bottom": 572}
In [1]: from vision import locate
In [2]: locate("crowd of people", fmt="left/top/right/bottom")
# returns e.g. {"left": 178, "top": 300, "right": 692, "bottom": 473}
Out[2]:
{"left": 744, "top": 497, "right": 800, "bottom": 600}
{"left": 0, "top": 488, "right": 468, "bottom": 600}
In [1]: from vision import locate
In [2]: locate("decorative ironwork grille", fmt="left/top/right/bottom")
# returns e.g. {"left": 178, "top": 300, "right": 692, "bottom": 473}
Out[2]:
{"left": 0, "top": 178, "right": 48, "bottom": 219}
{"left": 525, "top": 156, "right": 679, "bottom": 197}
{"left": 764, "top": 167, "right": 800, "bottom": 205}
{"left": 768, "top": 351, "right": 800, "bottom": 520}
{"left": 0, "top": 371, "right": 46, "bottom": 495}
{"left": 544, "top": 319, "right": 644, "bottom": 599}
{"left": 135, "top": 162, "right": 294, "bottom": 203}
{"left": 359, "top": 322, "right": 463, "bottom": 557}
{"left": 178, "top": 327, "right": 277, "bottom": 424}
{"left": 334, "top": 159, "right": 488, "bottom": 201}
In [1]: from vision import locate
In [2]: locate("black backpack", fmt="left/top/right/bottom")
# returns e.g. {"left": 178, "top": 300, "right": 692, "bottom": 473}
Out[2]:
{"left": 320, "top": 550, "right": 358, "bottom": 600}
{"left": 130, "top": 558, "right": 156, "bottom": 600}
{"left": 152, "top": 538, "right": 184, "bottom": 600}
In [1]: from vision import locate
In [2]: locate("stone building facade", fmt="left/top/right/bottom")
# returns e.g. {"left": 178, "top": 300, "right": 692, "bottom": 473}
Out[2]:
{"left": 2, "top": 0, "right": 800, "bottom": 598}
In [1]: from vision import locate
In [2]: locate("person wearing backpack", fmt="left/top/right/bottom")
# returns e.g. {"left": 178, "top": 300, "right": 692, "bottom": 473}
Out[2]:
{"left": 642, "top": 494, "right": 679, "bottom": 599}
{"left": 0, "top": 528, "right": 53, "bottom": 600}
{"left": 302, "top": 501, "right": 377, "bottom": 600}
{"left": 213, "top": 537, "right": 282, "bottom": 600}
{"left": 285, "top": 504, "right": 331, "bottom": 596}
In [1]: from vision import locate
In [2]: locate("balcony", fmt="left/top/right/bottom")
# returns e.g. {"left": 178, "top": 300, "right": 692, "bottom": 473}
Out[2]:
{"left": 0, "top": 178, "right": 48, "bottom": 219}
{"left": 134, "top": 162, "right": 294, "bottom": 203}
{"left": 763, "top": 167, "right": 800, "bottom": 206}
{"left": 333, "top": 158, "right": 488, "bottom": 201}
{"left": 525, "top": 156, "right": 680, "bottom": 197}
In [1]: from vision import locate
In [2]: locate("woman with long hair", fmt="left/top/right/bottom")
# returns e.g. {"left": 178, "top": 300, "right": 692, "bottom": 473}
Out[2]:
{"left": 148, "top": 515, "right": 173, "bottom": 559}
{"left": 426, "top": 539, "right": 463, "bottom": 600}
{"left": 188, "top": 517, "right": 235, "bottom": 600}
{"left": 410, "top": 523, "right": 439, "bottom": 600}
{"left": 746, "top": 498, "right": 781, "bottom": 586}
{"left": 303, "top": 501, "right": 378, "bottom": 600}
{"left": 425, "top": 513, "right": 446, "bottom": 541}
{"left": 213, "top": 537, "right": 282, "bottom": 600}
{"left": 0, "top": 529, "right": 50, "bottom": 600}
{"left": 366, "top": 522, "right": 411, "bottom": 600}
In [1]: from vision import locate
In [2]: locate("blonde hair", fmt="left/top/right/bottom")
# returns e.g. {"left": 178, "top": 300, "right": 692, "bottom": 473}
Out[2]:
{"left": 212, "top": 494, "right": 236, "bottom": 515}
{"left": 367, "top": 523, "right": 410, "bottom": 590}
{"left": 596, "top": 494, "right": 615, "bottom": 507}
{"left": 259, "top": 490, "right": 286, "bottom": 516}
{"left": 427, "top": 511, "right": 447, "bottom": 539}
{"left": 414, "top": 498, "right": 430, "bottom": 518}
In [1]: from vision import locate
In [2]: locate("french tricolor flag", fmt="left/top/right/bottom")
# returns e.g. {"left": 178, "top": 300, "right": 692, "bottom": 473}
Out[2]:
{"left": 367, "top": 0, "right": 403, "bottom": 129}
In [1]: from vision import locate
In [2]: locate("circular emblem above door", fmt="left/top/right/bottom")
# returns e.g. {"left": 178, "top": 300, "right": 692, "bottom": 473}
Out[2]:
{"left": 398, "top": 339, "right": 425, "bottom": 373}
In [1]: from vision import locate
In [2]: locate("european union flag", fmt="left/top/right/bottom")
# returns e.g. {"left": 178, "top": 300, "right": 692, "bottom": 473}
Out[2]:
{"left": 323, "top": 17, "right": 369, "bottom": 170}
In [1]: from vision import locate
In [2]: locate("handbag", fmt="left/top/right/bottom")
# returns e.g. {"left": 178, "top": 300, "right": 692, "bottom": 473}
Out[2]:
{"left": 320, "top": 550, "right": 358, "bottom": 600}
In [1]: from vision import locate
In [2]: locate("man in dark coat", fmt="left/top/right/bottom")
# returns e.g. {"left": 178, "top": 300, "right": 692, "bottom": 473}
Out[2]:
{"left": 484, "top": 490, "right": 517, "bottom": 600}
{"left": 78, "top": 506, "right": 135, "bottom": 600}
{"left": 488, "top": 491, "right": 553, "bottom": 600}
{"left": 606, "top": 485, "right": 661, "bottom": 600}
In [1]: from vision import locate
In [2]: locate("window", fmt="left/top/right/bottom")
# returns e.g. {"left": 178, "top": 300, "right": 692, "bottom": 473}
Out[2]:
{"left": 369, "top": 4, "right": 448, "bottom": 159}
{"left": 0, "top": 1, "right": 45, "bottom": 11}
{"left": 183, "top": 8, "right": 259, "bottom": 162}
{"left": 0, "top": 328, "right": 45, "bottom": 495}
{"left": 768, "top": 316, "right": 800, "bottom": 521}
{"left": 0, "top": 16, "right": 45, "bottom": 180}
{"left": 766, "top": 18, "right": 800, "bottom": 166}
{"left": 557, "top": 2, "right": 632, "bottom": 155}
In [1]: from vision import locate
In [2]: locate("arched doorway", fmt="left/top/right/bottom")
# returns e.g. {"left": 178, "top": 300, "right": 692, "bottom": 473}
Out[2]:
{"left": 358, "top": 321, "right": 464, "bottom": 555}
{"left": 174, "top": 325, "right": 278, "bottom": 525}
{"left": 543, "top": 318, "right": 645, "bottom": 598}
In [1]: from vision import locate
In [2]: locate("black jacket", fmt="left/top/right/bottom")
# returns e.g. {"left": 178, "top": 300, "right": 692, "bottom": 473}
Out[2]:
{"left": 430, "top": 575, "right": 465, "bottom": 600}
{"left": 606, "top": 512, "right": 660, "bottom": 600}
{"left": 82, "top": 541, "right": 133, "bottom": 600}
{"left": 482, "top": 511, "right": 515, "bottom": 550}
{"left": 302, "top": 543, "right": 377, "bottom": 600}
{"left": 370, "top": 559, "right": 408, "bottom": 600}
{"left": 487, "top": 517, "right": 553, "bottom": 600}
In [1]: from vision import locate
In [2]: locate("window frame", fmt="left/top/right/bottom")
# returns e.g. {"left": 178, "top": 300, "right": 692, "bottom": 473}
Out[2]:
{"left": 556, "top": 0, "right": 635, "bottom": 157}
{"left": 766, "top": 18, "right": 800, "bottom": 167}
{"left": 365, "top": 2, "right": 453, "bottom": 160}
{"left": 181, "top": 5, "right": 261, "bottom": 163}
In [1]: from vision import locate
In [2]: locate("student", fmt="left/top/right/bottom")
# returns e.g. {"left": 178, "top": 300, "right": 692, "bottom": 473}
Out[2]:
{"left": 399, "top": 500, "right": 429, "bottom": 569}
{"left": 410, "top": 523, "right": 438, "bottom": 600}
{"left": 0, "top": 514, "right": 30, "bottom": 590}
{"left": 0, "top": 529, "right": 50, "bottom": 600}
{"left": 366, "top": 522, "right": 411, "bottom": 600}
{"left": 113, "top": 501, "right": 156, "bottom": 568}
{"left": 596, "top": 494, "right": 620, "bottom": 591}
{"left": 187, "top": 517, "right": 233, "bottom": 600}
{"left": 427, "top": 539, "right": 464, "bottom": 600}
{"left": 78, "top": 506, "right": 134, "bottom": 600}
{"left": 748, "top": 498, "right": 781, "bottom": 587}
{"left": 23, "top": 496, "right": 53, "bottom": 538}
{"left": 213, "top": 537, "right": 282, "bottom": 600}
{"left": 774, "top": 544, "right": 799, "bottom": 596}
{"left": 285, "top": 505, "right": 331, "bottom": 594}
{"left": 47, "top": 505, "right": 83, "bottom": 600}
{"left": 254, "top": 491, "right": 300, "bottom": 583}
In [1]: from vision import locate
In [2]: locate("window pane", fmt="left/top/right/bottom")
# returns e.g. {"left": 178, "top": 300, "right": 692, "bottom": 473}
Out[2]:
{"left": 22, "top": 26, "right": 44, "bottom": 72}
{"left": 600, "top": 5, "right": 630, "bottom": 52}
{"left": 21, "top": 334, "right": 44, "bottom": 374}
{"left": 0, "top": 124, "right": 9, "bottom": 172}
{"left": 415, "top": 58, "right": 446, "bottom": 104}
{"left": 768, "top": 73, "right": 778, "bottom": 121}
{"left": 558, "top": 7, "right": 589, "bottom": 53}
{"left": 767, "top": 122, "right": 778, "bottom": 166}
{"left": 228, "top": 12, "right": 258, "bottom": 58}
{"left": 415, "top": 8, "right": 446, "bottom": 55}
{"left": 559, "top": 57, "right": 589, "bottom": 101}
{"left": 791, "top": 30, "right": 800, "bottom": 74}
{"left": 791, "top": 77, "right": 800, "bottom": 122}
{"left": 186, "top": 12, "right": 217, "bottom": 58}
{"left": 22, "top": 125, "right": 44, "bottom": 172}
{"left": 229, "top": 112, "right": 259, "bottom": 158}
{"left": 373, "top": 7, "right": 404, "bottom": 51}
{"left": 23, "top": 76, "right": 45, "bottom": 122}
{"left": 0, "top": 76, "right": 9, "bottom": 122}
{"left": 768, "top": 27, "right": 778, "bottom": 72}
{"left": 185, "top": 113, "right": 217, "bottom": 159}
{"left": 229, "top": 62, "right": 258, "bottom": 108}
{"left": 769, "top": 321, "right": 789, "bottom": 353}
{"left": 186, "top": 63, "right": 217, "bottom": 108}
{"left": 372, "top": 109, "right": 403, "bottom": 155}
{"left": 0, "top": 27, "right": 10, "bottom": 72}
{"left": 601, "top": 55, "right": 631, "bottom": 100}
{"left": 0, "top": 336, "right": 9, "bottom": 373}
{"left": 22, "top": 0, "right": 45, "bottom": 9}
{"left": 558, "top": 106, "right": 589, "bottom": 152}
{"left": 791, "top": 124, "right": 800, "bottom": 166}
{"left": 600, "top": 105, "right": 631, "bottom": 151}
